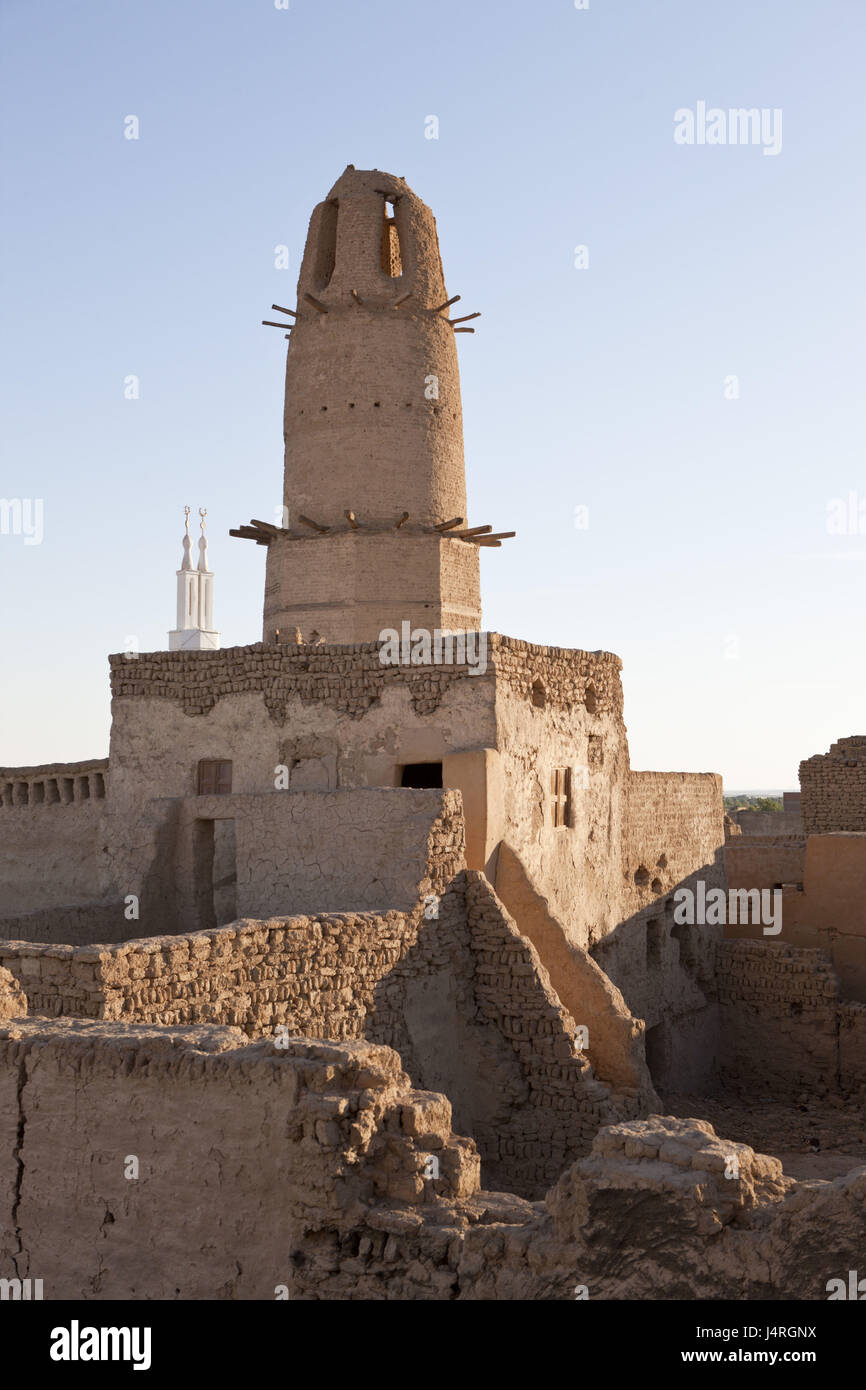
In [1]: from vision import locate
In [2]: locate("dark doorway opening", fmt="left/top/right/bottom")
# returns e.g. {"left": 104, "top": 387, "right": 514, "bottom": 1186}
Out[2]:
{"left": 644, "top": 1021, "right": 667, "bottom": 1088}
{"left": 400, "top": 762, "right": 443, "bottom": 788}
{"left": 194, "top": 818, "right": 237, "bottom": 930}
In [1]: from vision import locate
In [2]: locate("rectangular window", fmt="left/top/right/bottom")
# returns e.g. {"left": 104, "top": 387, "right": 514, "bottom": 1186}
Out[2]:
{"left": 551, "top": 767, "right": 572, "bottom": 828}
{"left": 197, "top": 759, "right": 233, "bottom": 796}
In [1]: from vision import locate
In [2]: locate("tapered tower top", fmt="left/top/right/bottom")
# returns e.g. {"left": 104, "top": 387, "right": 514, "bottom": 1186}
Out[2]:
{"left": 233, "top": 167, "right": 512, "bottom": 645}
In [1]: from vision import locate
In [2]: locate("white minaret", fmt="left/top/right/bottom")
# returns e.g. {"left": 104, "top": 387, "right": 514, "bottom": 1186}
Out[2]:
{"left": 168, "top": 507, "right": 220, "bottom": 650}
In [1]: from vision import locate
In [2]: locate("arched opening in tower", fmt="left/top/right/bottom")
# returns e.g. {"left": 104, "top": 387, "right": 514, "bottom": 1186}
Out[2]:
{"left": 313, "top": 199, "right": 338, "bottom": 289}
{"left": 381, "top": 197, "right": 403, "bottom": 277}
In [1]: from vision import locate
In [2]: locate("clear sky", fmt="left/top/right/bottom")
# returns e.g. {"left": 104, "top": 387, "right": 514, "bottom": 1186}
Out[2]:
{"left": 1, "top": 0, "right": 863, "bottom": 787}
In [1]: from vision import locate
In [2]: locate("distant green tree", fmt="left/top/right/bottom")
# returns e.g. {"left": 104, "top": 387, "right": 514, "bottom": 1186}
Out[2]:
{"left": 723, "top": 795, "right": 783, "bottom": 814}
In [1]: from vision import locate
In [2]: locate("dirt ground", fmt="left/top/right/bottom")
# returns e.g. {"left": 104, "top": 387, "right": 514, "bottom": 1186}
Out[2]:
{"left": 662, "top": 1090, "right": 866, "bottom": 1181}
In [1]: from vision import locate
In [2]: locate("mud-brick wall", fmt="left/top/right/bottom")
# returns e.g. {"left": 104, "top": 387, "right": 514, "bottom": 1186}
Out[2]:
{"left": 0, "top": 760, "right": 110, "bottom": 920}
{"left": 0, "top": 1021, "right": 479, "bottom": 1300}
{"left": 0, "top": 873, "right": 639, "bottom": 1200}
{"left": 800, "top": 737, "right": 866, "bottom": 833}
{"left": 725, "top": 837, "right": 806, "bottom": 891}
{"left": 716, "top": 940, "right": 841, "bottom": 1095}
{"left": 0, "top": 912, "right": 415, "bottom": 1031}
{"left": 625, "top": 771, "right": 725, "bottom": 907}
{"left": 361, "top": 872, "right": 640, "bottom": 1198}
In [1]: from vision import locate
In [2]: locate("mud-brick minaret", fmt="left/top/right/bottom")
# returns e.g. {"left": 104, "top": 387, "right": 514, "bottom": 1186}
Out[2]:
{"left": 256, "top": 166, "right": 487, "bottom": 645}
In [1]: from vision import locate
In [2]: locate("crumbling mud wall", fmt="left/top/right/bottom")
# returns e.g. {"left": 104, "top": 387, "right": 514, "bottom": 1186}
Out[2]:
{"left": 0, "top": 1012, "right": 863, "bottom": 1302}
{"left": 801, "top": 736, "right": 866, "bottom": 833}
{"left": 0, "top": 1021, "right": 479, "bottom": 1300}
{"left": 0, "top": 872, "right": 642, "bottom": 1199}
{"left": 1, "top": 885, "right": 632, "bottom": 1198}
{"left": 715, "top": 939, "right": 866, "bottom": 1096}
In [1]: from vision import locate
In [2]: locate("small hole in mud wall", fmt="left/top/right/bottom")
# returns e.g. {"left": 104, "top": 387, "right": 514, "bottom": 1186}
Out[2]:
{"left": 634, "top": 865, "right": 650, "bottom": 888}
{"left": 651, "top": 877, "right": 663, "bottom": 894}
{"left": 530, "top": 678, "right": 547, "bottom": 709}
{"left": 584, "top": 683, "right": 598, "bottom": 714}
{"left": 400, "top": 762, "right": 443, "bottom": 788}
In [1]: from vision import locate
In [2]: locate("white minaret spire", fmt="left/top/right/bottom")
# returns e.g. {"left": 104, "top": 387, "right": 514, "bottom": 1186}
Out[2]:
{"left": 168, "top": 506, "right": 220, "bottom": 650}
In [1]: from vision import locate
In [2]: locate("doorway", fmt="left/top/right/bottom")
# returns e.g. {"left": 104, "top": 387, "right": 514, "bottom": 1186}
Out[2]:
{"left": 193, "top": 818, "right": 237, "bottom": 930}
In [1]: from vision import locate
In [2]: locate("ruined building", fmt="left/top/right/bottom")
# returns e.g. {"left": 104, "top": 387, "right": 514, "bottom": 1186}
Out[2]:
{"left": 1, "top": 168, "right": 865, "bottom": 1300}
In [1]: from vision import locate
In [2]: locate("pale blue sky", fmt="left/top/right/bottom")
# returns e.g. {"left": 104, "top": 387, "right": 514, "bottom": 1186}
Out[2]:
{"left": 1, "top": 0, "right": 863, "bottom": 786}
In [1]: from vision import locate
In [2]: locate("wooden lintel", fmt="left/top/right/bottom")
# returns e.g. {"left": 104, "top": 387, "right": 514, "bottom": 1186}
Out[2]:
{"left": 345, "top": 510, "right": 360, "bottom": 528}
{"left": 454, "top": 327, "right": 475, "bottom": 334}
{"left": 272, "top": 304, "right": 298, "bottom": 317}
{"left": 394, "top": 292, "right": 413, "bottom": 306}
{"left": 262, "top": 320, "right": 292, "bottom": 328}
{"left": 303, "top": 293, "right": 328, "bottom": 314}
{"left": 394, "top": 511, "right": 410, "bottom": 528}
{"left": 249, "top": 519, "right": 281, "bottom": 536}
{"left": 455, "top": 524, "right": 493, "bottom": 538}
{"left": 298, "top": 513, "right": 330, "bottom": 533}
{"left": 433, "top": 294, "right": 460, "bottom": 312}
{"left": 435, "top": 516, "right": 464, "bottom": 531}
{"left": 476, "top": 531, "right": 516, "bottom": 542}
{"left": 475, "top": 539, "right": 502, "bottom": 547}
{"left": 450, "top": 312, "right": 481, "bottom": 325}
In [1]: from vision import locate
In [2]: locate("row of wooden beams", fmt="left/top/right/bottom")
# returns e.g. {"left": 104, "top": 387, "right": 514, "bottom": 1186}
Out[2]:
{"left": 229, "top": 514, "right": 514, "bottom": 545}
{"left": 229, "top": 527, "right": 269, "bottom": 546}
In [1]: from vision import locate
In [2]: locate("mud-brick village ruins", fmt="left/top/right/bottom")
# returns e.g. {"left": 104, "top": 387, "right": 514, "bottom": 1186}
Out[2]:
{"left": 2, "top": 166, "right": 866, "bottom": 1304}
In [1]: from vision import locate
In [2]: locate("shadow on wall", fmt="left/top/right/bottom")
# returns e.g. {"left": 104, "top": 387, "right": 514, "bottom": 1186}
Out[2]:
{"left": 492, "top": 843, "right": 657, "bottom": 1105}
{"left": 365, "top": 870, "right": 643, "bottom": 1199}
{"left": 588, "top": 853, "right": 728, "bottom": 1096}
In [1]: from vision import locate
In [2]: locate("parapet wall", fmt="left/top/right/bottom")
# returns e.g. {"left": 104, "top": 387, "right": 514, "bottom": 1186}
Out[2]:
{"left": 0, "top": 758, "right": 108, "bottom": 809}
{"left": 108, "top": 635, "right": 623, "bottom": 721}
{"left": 801, "top": 736, "right": 866, "bottom": 833}
{"left": 0, "top": 760, "right": 111, "bottom": 922}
